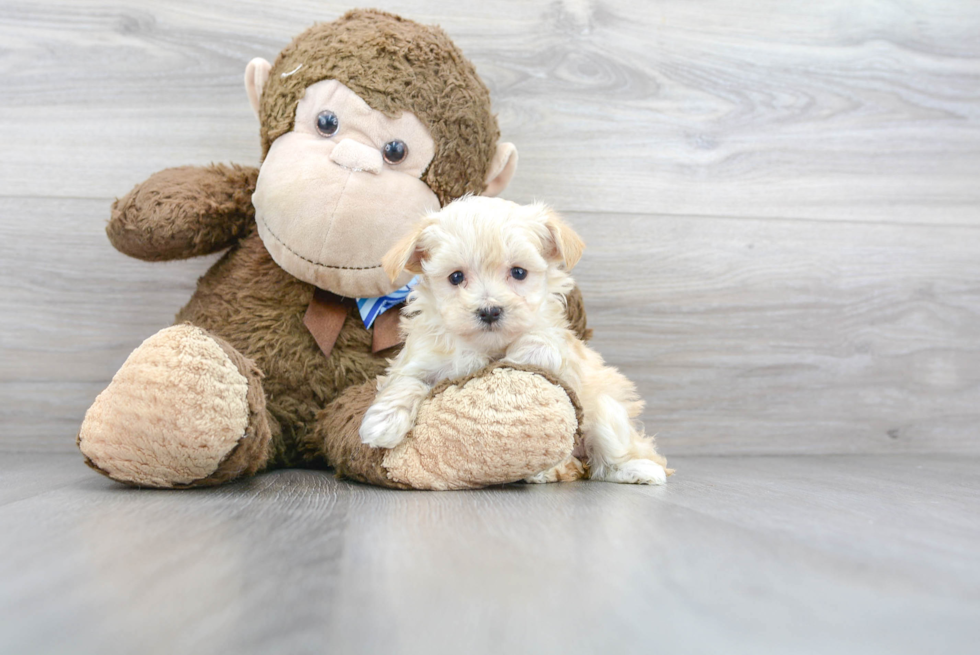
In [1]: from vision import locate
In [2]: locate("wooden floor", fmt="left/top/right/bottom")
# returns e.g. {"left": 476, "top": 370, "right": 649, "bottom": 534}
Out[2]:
{"left": 1, "top": 452, "right": 978, "bottom": 655}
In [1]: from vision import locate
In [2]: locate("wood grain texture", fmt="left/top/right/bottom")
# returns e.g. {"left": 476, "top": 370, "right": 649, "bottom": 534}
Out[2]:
{"left": 0, "top": 0, "right": 978, "bottom": 222}
{"left": 0, "top": 197, "right": 221, "bottom": 449}
{"left": 2, "top": 1, "right": 979, "bottom": 454}
{"left": 1, "top": 453, "right": 979, "bottom": 655}
{"left": 572, "top": 211, "right": 980, "bottom": 454}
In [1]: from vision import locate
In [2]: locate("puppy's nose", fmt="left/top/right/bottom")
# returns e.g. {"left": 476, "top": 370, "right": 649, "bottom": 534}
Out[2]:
{"left": 477, "top": 306, "right": 503, "bottom": 325}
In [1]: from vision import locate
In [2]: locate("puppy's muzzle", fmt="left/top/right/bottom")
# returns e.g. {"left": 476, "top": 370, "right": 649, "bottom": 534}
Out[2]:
{"left": 477, "top": 306, "right": 503, "bottom": 326}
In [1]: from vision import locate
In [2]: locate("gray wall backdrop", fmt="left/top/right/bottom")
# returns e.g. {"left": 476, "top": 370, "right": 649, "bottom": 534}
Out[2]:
{"left": 1, "top": 0, "right": 978, "bottom": 454}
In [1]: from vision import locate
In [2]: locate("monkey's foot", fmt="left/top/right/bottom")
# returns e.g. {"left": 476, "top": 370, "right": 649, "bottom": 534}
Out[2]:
{"left": 78, "top": 324, "right": 272, "bottom": 488}
{"left": 317, "top": 363, "right": 580, "bottom": 490}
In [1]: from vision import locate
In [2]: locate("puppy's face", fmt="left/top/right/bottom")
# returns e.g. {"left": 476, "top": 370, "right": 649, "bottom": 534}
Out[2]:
{"left": 383, "top": 196, "right": 584, "bottom": 349}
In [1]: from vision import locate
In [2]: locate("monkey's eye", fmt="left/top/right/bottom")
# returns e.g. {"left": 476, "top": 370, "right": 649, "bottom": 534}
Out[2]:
{"left": 383, "top": 140, "right": 408, "bottom": 164}
{"left": 315, "top": 111, "right": 339, "bottom": 137}
{"left": 511, "top": 267, "right": 528, "bottom": 281}
{"left": 449, "top": 271, "right": 465, "bottom": 286}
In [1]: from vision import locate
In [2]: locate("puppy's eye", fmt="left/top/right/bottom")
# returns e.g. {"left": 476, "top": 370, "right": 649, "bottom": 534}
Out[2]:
{"left": 316, "top": 111, "right": 339, "bottom": 137}
{"left": 511, "top": 267, "right": 527, "bottom": 281}
{"left": 383, "top": 140, "right": 408, "bottom": 164}
{"left": 448, "top": 271, "right": 465, "bottom": 286}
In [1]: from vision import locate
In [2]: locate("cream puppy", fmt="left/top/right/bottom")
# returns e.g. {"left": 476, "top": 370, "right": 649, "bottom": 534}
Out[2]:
{"left": 359, "top": 196, "right": 668, "bottom": 485}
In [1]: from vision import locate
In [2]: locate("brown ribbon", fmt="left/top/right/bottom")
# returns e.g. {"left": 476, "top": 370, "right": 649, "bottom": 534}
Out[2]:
{"left": 303, "top": 288, "right": 350, "bottom": 358}
{"left": 303, "top": 288, "right": 405, "bottom": 358}
{"left": 371, "top": 308, "right": 403, "bottom": 353}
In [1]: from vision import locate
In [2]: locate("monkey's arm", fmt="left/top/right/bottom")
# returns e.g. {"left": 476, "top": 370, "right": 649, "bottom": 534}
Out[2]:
{"left": 107, "top": 164, "right": 259, "bottom": 261}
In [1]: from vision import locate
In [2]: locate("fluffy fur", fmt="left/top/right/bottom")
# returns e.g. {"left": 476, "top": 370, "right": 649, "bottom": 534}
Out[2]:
{"left": 261, "top": 9, "right": 499, "bottom": 204}
{"left": 360, "top": 197, "right": 668, "bottom": 484}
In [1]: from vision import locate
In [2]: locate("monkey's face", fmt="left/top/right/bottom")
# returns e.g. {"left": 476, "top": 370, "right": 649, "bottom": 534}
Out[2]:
{"left": 252, "top": 80, "right": 440, "bottom": 298}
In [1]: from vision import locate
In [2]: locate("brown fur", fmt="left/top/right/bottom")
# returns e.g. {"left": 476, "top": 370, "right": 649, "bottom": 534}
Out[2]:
{"left": 174, "top": 229, "right": 389, "bottom": 468}
{"left": 565, "top": 286, "right": 592, "bottom": 343}
{"left": 260, "top": 9, "right": 499, "bottom": 205}
{"left": 312, "top": 380, "right": 413, "bottom": 489}
{"left": 108, "top": 164, "right": 259, "bottom": 261}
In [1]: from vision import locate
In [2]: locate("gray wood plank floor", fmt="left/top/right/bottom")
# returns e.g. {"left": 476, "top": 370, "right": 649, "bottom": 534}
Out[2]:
{"left": 1, "top": 453, "right": 978, "bottom": 655}
{"left": 2, "top": 0, "right": 979, "bottom": 454}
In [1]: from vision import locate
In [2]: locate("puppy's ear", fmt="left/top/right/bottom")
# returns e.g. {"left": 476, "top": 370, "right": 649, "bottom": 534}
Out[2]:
{"left": 382, "top": 219, "right": 433, "bottom": 282}
{"left": 538, "top": 206, "right": 585, "bottom": 270}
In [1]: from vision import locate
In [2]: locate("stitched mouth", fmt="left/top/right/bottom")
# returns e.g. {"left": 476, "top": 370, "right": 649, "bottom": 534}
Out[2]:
{"left": 256, "top": 214, "right": 382, "bottom": 271}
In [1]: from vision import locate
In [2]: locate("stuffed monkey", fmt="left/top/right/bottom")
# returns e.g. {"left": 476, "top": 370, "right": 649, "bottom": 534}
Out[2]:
{"left": 77, "top": 10, "right": 590, "bottom": 490}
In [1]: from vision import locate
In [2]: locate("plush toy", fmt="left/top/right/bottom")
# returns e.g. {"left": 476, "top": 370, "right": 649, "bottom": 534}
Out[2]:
{"left": 77, "top": 9, "right": 591, "bottom": 490}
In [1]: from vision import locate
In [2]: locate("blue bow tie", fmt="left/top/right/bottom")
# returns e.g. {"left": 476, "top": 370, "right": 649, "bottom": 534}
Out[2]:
{"left": 356, "top": 276, "right": 419, "bottom": 329}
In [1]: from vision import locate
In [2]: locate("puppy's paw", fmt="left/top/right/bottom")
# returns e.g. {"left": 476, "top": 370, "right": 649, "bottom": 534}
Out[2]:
{"left": 359, "top": 400, "right": 414, "bottom": 449}
{"left": 504, "top": 338, "right": 563, "bottom": 374}
{"left": 525, "top": 456, "right": 586, "bottom": 484}
{"left": 595, "top": 459, "right": 667, "bottom": 485}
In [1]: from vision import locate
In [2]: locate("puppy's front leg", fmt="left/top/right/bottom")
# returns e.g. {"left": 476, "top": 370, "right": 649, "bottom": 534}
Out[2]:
{"left": 360, "top": 374, "right": 431, "bottom": 449}
{"left": 503, "top": 332, "right": 564, "bottom": 375}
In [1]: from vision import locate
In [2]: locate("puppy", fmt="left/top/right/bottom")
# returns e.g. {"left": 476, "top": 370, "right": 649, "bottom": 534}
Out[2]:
{"left": 359, "top": 196, "right": 668, "bottom": 485}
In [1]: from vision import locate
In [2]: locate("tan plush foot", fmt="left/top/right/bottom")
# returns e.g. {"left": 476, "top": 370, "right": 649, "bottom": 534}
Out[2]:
{"left": 78, "top": 324, "right": 266, "bottom": 488}
{"left": 382, "top": 364, "right": 580, "bottom": 490}
{"left": 315, "top": 363, "right": 580, "bottom": 490}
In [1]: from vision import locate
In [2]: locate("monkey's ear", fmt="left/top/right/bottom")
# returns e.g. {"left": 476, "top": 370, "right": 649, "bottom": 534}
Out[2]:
{"left": 245, "top": 58, "right": 272, "bottom": 119}
{"left": 482, "top": 143, "right": 519, "bottom": 197}
{"left": 539, "top": 206, "right": 585, "bottom": 270}
{"left": 382, "top": 219, "right": 434, "bottom": 282}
